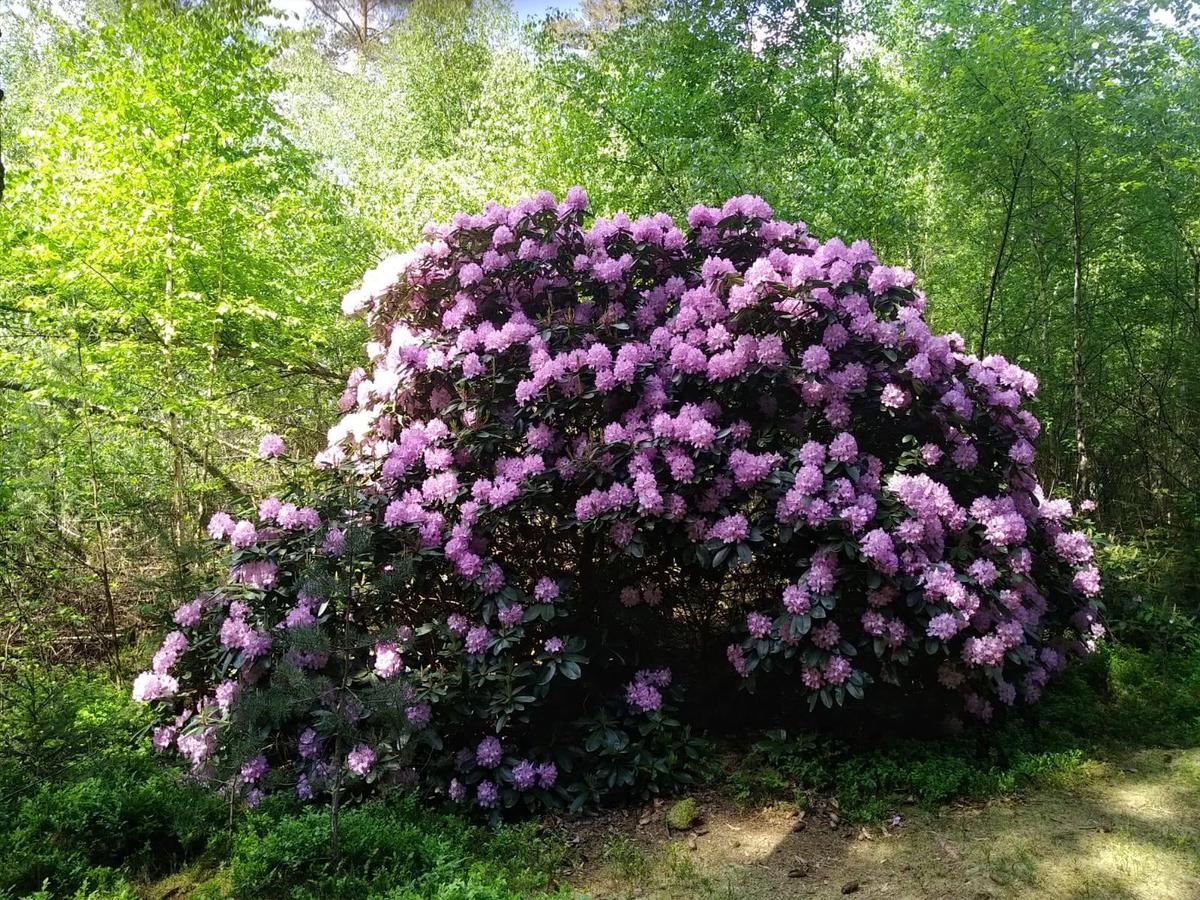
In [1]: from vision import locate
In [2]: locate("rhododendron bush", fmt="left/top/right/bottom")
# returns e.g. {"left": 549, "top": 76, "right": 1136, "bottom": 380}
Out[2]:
{"left": 136, "top": 188, "right": 1102, "bottom": 814}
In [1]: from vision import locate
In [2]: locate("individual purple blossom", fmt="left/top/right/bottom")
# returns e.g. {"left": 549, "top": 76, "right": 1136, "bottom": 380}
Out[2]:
{"left": 801, "top": 344, "right": 831, "bottom": 373}
{"left": 152, "top": 631, "right": 188, "bottom": 674}
{"left": 230, "top": 560, "right": 278, "bottom": 590}
{"left": 476, "top": 735, "right": 503, "bottom": 768}
{"left": 829, "top": 432, "right": 858, "bottom": 462}
{"left": 465, "top": 625, "right": 491, "bottom": 654}
{"left": 927, "top": 613, "right": 961, "bottom": 640}
{"left": 965, "top": 693, "right": 994, "bottom": 721}
{"left": 230, "top": 519, "right": 257, "bottom": 549}
{"left": 242, "top": 629, "right": 273, "bottom": 660}
{"left": 783, "top": 583, "right": 811, "bottom": 615}
{"left": 216, "top": 680, "right": 239, "bottom": 713}
{"left": 276, "top": 503, "right": 300, "bottom": 528}
{"left": 373, "top": 642, "right": 403, "bottom": 679}
{"left": 543, "top": 636, "right": 565, "bottom": 654}
{"left": 535, "top": 762, "right": 558, "bottom": 788}
{"left": 152, "top": 726, "right": 176, "bottom": 752}
{"left": 962, "top": 635, "right": 1006, "bottom": 667}
{"left": 968, "top": 558, "right": 998, "bottom": 586}
{"left": 823, "top": 656, "right": 852, "bottom": 685}
{"left": 258, "top": 433, "right": 286, "bottom": 459}
{"left": 206, "top": 511, "right": 234, "bottom": 540}
{"left": 1053, "top": 530, "right": 1094, "bottom": 566}
{"left": 498, "top": 604, "right": 524, "bottom": 628}
{"left": 729, "top": 450, "right": 781, "bottom": 487}
{"left": 859, "top": 529, "right": 898, "bottom": 574}
{"left": 284, "top": 601, "right": 316, "bottom": 629}
{"left": 812, "top": 622, "right": 841, "bottom": 650}
{"left": 625, "top": 679, "right": 663, "bottom": 713}
{"left": 481, "top": 562, "right": 505, "bottom": 594}
{"left": 322, "top": 526, "right": 347, "bottom": 555}
{"left": 638, "top": 668, "right": 672, "bottom": 688}
{"left": 346, "top": 743, "right": 375, "bottom": 776}
{"left": 512, "top": 759, "right": 537, "bottom": 791}
{"left": 746, "top": 611, "right": 772, "bottom": 639}
{"left": 131, "top": 671, "right": 178, "bottom": 702}
{"left": 241, "top": 753, "right": 269, "bottom": 783}
{"left": 176, "top": 728, "right": 216, "bottom": 770}
{"left": 449, "top": 778, "right": 467, "bottom": 803}
{"left": 1073, "top": 567, "right": 1101, "bottom": 597}
{"left": 173, "top": 597, "right": 203, "bottom": 628}
{"left": 861, "top": 610, "right": 887, "bottom": 635}
{"left": 707, "top": 513, "right": 749, "bottom": 544}
{"left": 476, "top": 780, "right": 499, "bottom": 808}
{"left": 405, "top": 703, "right": 432, "bottom": 729}
{"left": 880, "top": 383, "right": 908, "bottom": 409}
{"left": 298, "top": 727, "right": 320, "bottom": 760}
{"left": 727, "top": 644, "right": 749, "bottom": 676}
{"left": 534, "top": 577, "right": 560, "bottom": 602}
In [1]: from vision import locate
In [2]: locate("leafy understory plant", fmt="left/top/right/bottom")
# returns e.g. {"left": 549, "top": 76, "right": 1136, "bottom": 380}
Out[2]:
{"left": 134, "top": 188, "right": 1102, "bottom": 820}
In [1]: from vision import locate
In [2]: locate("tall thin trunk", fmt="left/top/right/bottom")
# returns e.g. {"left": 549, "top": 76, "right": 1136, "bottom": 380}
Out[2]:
{"left": 1192, "top": 252, "right": 1199, "bottom": 323}
{"left": 979, "top": 141, "right": 1029, "bottom": 357}
{"left": 164, "top": 219, "right": 189, "bottom": 585}
{"left": 77, "top": 340, "right": 120, "bottom": 669}
{"left": 329, "top": 732, "right": 343, "bottom": 861}
{"left": 86, "top": 424, "right": 120, "bottom": 669}
{"left": 0, "top": 86, "right": 7, "bottom": 202}
{"left": 1071, "top": 139, "right": 1089, "bottom": 499}
{"left": 1067, "top": 0, "right": 1090, "bottom": 500}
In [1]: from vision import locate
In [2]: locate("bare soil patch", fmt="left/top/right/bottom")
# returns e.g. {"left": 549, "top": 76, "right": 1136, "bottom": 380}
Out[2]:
{"left": 561, "top": 748, "right": 1200, "bottom": 900}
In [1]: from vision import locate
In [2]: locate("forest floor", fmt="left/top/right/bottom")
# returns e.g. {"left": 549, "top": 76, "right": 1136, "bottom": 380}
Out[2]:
{"left": 558, "top": 747, "right": 1200, "bottom": 900}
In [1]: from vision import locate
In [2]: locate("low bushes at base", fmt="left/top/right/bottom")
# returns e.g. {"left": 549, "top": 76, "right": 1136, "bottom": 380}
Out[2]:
{"left": 228, "top": 799, "right": 567, "bottom": 899}
{"left": 0, "top": 671, "right": 568, "bottom": 899}
{"left": 2, "top": 626, "right": 1196, "bottom": 896}
{"left": 728, "top": 640, "right": 1200, "bottom": 821}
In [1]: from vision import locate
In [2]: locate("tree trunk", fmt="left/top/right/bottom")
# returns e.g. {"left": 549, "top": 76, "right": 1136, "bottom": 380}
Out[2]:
{"left": 979, "top": 141, "right": 1028, "bottom": 357}
{"left": 164, "top": 218, "right": 190, "bottom": 584}
{"left": 329, "top": 732, "right": 343, "bottom": 862}
{"left": 1070, "top": 140, "right": 1090, "bottom": 499}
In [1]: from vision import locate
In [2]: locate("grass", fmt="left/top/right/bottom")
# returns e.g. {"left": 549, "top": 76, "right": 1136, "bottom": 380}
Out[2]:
{"left": 604, "top": 835, "right": 652, "bottom": 881}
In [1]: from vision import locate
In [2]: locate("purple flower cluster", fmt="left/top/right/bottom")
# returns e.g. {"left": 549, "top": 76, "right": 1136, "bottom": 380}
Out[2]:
{"left": 134, "top": 188, "right": 1102, "bottom": 813}
{"left": 258, "top": 433, "right": 287, "bottom": 459}
{"left": 323, "top": 188, "right": 1098, "bottom": 717}
{"left": 625, "top": 668, "right": 672, "bottom": 713}
{"left": 346, "top": 743, "right": 375, "bottom": 776}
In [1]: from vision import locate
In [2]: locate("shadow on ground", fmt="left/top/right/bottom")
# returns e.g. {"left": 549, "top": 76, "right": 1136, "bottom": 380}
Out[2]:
{"left": 567, "top": 748, "right": 1200, "bottom": 900}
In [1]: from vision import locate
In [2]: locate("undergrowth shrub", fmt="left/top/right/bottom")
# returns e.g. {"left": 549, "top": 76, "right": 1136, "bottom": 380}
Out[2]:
{"left": 731, "top": 634, "right": 1200, "bottom": 821}
{"left": 1092, "top": 531, "right": 1200, "bottom": 654}
{"left": 228, "top": 797, "right": 567, "bottom": 899}
{"left": 0, "top": 671, "right": 224, "bottom": 897}
{"left": 134, "top": 189, "right": 1102, "bottom": 815}
{"left": 0, "top": 671, "right": 570, "bottom": 898}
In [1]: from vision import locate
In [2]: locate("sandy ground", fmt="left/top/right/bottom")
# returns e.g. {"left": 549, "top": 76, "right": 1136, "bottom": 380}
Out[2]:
{"left": 562, "top": 747, "right": 1200, "bottom": 900}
